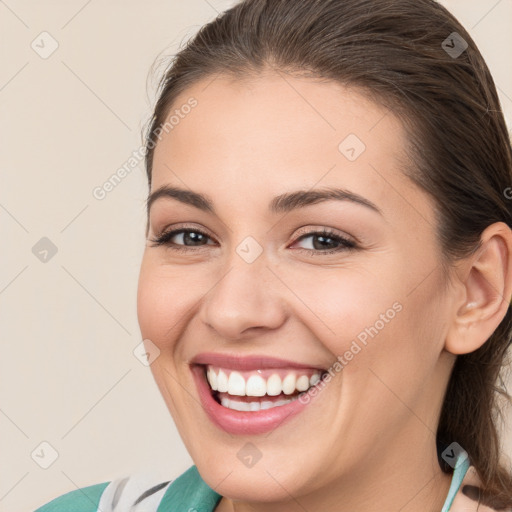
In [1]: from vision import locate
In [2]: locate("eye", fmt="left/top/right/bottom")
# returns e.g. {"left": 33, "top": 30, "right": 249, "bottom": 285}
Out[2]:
{"left": 148, "top": 225, "right": 358, "bottom": 255}
{"left": 148, "top": 226, "right": 216, "bottom": 252}
{"left": 289, "top": 228, "right": 357, "bottom": 255}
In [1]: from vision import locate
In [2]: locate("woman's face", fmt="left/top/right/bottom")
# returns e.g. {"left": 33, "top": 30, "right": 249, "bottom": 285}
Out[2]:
{"left": 137, "top": 72, "right": 456, "bottom": 504}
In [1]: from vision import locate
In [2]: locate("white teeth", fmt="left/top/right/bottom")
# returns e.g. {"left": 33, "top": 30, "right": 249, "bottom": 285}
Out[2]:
{"left": 310, "top": 373, "right": 320, "bottom": 386}
{"left": 296, "top": 375, "right": 310, "bottom": 392}
{"left": 220, "top": 396, "right": 299, "bottom": 411}
{"left": 282, "top": 373, "right": 296, "bottom": 395}
{"left": 206, "top": 366, "right": 323, "bottom": 397}
{"left": 249, "top": 401, "right": 261, "bottom": 411}
{"left": 245, "top": 375, "right": 267, "bottom": 397}
{"left": 227, "top": 371, "right": 246, "bottom": 396}
{"left": 266, "top": 374, "right": 282, "bottom": 396}
{"left": 217, "top": 369, "right": 229, "bottom": 392}
{"left": 207, "top": 367, "right": 218, "bottom": 391}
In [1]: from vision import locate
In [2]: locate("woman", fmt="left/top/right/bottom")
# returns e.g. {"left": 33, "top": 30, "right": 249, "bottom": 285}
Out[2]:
{"left": 35, "top": 0, "right": 512, "bottom": 510}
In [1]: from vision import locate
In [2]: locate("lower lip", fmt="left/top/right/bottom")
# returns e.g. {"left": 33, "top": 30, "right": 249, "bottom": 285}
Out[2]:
{"left": 191, "top": 365, "right": 320, "bottom": 435}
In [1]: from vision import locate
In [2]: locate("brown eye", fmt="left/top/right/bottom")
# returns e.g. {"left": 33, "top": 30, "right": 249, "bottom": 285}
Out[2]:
{"left": 149, "top": 228, "right": 216, "bottom": 251}
{"left": 291, "top": 229, "right": 357, "bottom": 255}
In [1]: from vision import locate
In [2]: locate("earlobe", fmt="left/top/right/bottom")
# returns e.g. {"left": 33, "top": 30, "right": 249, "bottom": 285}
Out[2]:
{"left": 445, "top": 222, "right": 512, "bottom": 356}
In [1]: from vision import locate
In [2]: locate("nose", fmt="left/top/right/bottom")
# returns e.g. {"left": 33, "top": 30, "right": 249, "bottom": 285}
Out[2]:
{"left": 199, "top": 254, "right": 287, "bottom": 340}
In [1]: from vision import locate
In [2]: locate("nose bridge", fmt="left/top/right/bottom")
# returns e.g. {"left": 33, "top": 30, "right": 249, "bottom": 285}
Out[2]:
{"left": 200, "top": 241, "right": 286, "bottom": 338}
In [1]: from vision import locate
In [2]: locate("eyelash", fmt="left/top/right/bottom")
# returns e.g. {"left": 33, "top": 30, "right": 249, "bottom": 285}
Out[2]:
{"left": 148, "top": 225, "right": 358, "bottom": 255}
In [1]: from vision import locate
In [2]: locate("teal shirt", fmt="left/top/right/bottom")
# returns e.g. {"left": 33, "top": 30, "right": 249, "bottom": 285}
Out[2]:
{"left": 34, "top": 466, "right": 222, "bottom": 512}
{"left": 34, "top": 453, "right": 470, "bottom": 511}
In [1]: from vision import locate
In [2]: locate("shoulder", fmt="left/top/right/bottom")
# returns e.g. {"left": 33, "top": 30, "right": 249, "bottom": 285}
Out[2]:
{"left": 33, "top": 481, "right": 110, "bottom": 512}
{"left": 33, "top": 472, "right": 174, "bottom": 512}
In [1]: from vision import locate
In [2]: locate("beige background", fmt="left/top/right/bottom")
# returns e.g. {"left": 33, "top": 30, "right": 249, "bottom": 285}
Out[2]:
{"left": 1, "top": 1, "right": 511, "bottom": 511}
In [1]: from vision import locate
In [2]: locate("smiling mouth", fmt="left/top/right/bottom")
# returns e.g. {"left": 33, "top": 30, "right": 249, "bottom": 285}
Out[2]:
{"left": 201, "top": 364, "right": 328, "bottom": 412}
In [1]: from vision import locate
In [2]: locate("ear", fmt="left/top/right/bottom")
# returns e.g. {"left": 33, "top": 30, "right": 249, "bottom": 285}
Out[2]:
{"left": 445, "top": 221, "right": 512, "bottom": 355}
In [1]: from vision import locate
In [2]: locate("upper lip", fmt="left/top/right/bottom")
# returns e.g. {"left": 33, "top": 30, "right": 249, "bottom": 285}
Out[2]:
{"left": 190, "top": 352, "right": 327, "bottom": 372}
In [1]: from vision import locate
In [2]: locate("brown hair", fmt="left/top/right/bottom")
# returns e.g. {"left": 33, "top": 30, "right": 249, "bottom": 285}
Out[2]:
{"left": 143, "top": 0, "right": 512, "bottom": 507}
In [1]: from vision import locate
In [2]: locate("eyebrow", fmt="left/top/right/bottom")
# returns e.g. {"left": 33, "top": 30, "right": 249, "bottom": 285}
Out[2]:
{"left": 146, "top": 185, "right": 383, "bottom": 217}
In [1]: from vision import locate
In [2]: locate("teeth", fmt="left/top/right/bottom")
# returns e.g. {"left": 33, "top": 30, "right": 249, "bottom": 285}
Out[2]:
{"left": 220, "top": 395, "right": 299, "bottom": 411}
{"left": 245, "top": 375, "right": 267, "bottom": 397}
{"left": 217, "top": 369, "right": 229, "bottom": 392}
{"left": 266, "top": 374, "right": 282, "bottom": 396}
{"left": 227, "top": 371, "right": 245, "bottom": 396}
{"left": 282, "top": 374, "right": 296, "bottom": 395}
{"left": 296, "top": 375, "right": 310, "bottom": 391}
{"left": 205, "top": 366, "right": 323, "bottom": 397}
{"left": 207, "top": 367, "right": 218, "bottom": 391}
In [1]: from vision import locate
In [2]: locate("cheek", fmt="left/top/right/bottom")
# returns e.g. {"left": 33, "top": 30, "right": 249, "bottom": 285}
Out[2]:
{"left": 282, "top": 265, "right": 403, "bottom": 357}
{"left": 284, "top": 260, "right": 445, "bottom": 391}
{"left": 137, "top": 260, "right": 178, "bottom": 347}
{"left": 136, "top": 258, "right": 211, "bottom": 349}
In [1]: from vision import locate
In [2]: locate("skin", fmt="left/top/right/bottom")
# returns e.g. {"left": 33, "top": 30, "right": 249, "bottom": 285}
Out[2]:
{"left": 136, "top": 70, "right": 512, "bottom": 512}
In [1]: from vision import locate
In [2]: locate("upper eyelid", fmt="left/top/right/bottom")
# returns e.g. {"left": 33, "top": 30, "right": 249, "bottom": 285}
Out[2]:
{"left": 151, "top": 225, "right": 355, "bottom": 248}
{"left": 151, "top": 223, "right": 348, "bottom": 238}
{"left": 293, "top": 225, "right": 356, "bottom": 243}
{"left": 151, "top": 222, "right": 213, "bottom": 237}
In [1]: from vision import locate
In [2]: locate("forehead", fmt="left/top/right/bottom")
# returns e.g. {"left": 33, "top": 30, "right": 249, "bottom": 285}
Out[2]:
{"left": 150, "top": 72, "right": 436, "bottom": 228}
{"left": 153, "top": 72, "right": 397, "bottom": 164}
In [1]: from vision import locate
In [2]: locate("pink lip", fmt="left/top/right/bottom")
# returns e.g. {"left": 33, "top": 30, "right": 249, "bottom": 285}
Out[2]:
{"left": 190, "top": 364, "right": 323, "bottom": 435}
{"left": 190, "top": 352, "right": 327, "bottom": 371}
